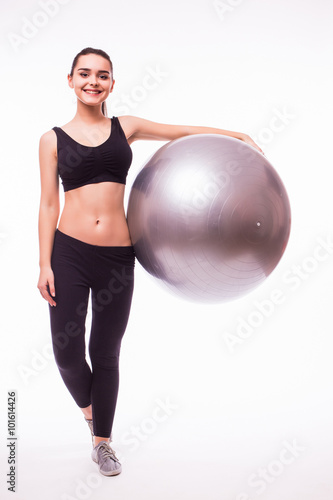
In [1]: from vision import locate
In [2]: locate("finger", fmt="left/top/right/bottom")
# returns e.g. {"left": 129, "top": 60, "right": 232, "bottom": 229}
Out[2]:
{"left": 47, "top": 281, "right": 56, "bottom": 306}
{"left": 256, "top": 144, "right": 265, "bottom": 155}
{"left": 47, "top": 288, "right": 57, "bottom": 307}
{"left": 252, "top": 142, "right": 265, "bottom": 155}
{"left": 48, "top": 280, "right": 56, "bottom": 298}
{"left": 43, "top": 284, "right": 57, "bottom": 307}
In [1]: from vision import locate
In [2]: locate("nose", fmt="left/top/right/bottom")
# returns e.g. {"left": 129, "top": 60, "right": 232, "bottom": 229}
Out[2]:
{"left": 89, "top": 75, "right": 98, "bottom": 86}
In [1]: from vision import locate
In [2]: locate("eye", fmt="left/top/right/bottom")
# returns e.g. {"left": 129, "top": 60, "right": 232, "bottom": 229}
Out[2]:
{"left": 79, "top": 73, "right": 108, "bottom": 79}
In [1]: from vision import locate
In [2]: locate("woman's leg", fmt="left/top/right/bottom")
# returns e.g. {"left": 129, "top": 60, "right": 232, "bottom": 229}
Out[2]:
{"left": 88, "top": 245, "right": 135, "bottom": 441}
{"left": 48, "top": 230, "right": 93, "bottom": 410}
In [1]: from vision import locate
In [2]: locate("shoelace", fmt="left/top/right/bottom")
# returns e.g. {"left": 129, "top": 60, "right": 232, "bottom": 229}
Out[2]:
{"left": 98, "top": 442, "right": 121, "bottom": 464}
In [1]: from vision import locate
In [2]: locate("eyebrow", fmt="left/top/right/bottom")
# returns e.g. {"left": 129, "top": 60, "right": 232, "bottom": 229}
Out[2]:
{"left": 77, "top": 68, "right": 110, "bottom": 74}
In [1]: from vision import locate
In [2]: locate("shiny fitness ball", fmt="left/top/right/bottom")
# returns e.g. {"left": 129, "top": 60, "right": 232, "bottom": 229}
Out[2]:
{"left": 127, "top": 134, "right": 291, "bottom": 303}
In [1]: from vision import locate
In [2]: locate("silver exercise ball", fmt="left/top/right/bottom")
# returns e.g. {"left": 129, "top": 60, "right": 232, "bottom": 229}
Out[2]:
{"left": 127, "top": 134, "right": 291, "bottom": 303}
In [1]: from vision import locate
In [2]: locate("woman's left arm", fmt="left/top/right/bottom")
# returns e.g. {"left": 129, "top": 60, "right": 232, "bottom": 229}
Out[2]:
{"left": 120, "top": 115, "right": 264, "bottom": 154}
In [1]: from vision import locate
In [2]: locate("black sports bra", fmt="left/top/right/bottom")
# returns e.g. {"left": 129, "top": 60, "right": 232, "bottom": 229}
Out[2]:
{"left": 52, "top": 116, "right": 133, "bottom": 192}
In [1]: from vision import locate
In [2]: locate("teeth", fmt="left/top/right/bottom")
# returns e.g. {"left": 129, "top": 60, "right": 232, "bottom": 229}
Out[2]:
{"left": 85, "top": 91, "right": 100, "bottom": 94}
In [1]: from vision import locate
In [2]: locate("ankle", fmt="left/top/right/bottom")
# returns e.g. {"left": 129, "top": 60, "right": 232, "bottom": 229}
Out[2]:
{"left": 94, "top": 436, "right": 110, "bottom": 448}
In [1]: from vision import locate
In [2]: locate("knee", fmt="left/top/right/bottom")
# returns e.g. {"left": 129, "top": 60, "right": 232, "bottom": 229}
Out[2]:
{"left": 53, "top": 349, "right": 85, "bottom": 373}
{"left": 51, "top": 321, "right": 83, "bottom": 351}
{"left": 52, "top": 340, "right": 85, "bottom": 372}
{"left": 89, "top": 348, "right": 119, "bottom": 370}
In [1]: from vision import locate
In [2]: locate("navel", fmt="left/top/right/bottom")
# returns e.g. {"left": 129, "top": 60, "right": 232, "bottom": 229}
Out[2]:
{"left": 96, "top": 219, "right": 100, "bottom": 225}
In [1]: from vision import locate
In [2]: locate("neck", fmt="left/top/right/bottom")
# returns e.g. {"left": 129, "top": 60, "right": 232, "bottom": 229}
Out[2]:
{"left": 73, "top": 100, "right": 106, "bottom": 124}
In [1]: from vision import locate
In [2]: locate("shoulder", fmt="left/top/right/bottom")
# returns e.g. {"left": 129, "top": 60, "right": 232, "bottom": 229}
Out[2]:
{"left": 116, "top": 115, "right": 136, "bottom": 129}
{"left": 116, "top": 115, "right": 153, "bottom": 143}
{"left": 116, "top": 115, "right": 143, "bottom": 127}
{"left": 39, "top": 128, "right": 57, "bottom": 143}
{"left": 116, "top": 115, "right": 139, "bottom": 142}
{"left": 39, "top": 129, "right": 57, "bottom": 158}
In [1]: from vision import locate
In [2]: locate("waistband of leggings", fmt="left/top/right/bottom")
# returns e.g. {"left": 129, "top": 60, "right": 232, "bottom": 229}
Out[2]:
{"left": 54, "top": 228, "right": 135, "bottom": 252}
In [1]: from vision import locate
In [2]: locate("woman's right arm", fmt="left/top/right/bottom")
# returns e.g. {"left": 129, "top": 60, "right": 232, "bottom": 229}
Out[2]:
{"left": 37, "top": 130, "right": 60, "bottom": 307}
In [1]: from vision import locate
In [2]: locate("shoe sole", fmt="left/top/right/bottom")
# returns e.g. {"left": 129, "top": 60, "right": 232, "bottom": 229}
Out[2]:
{"left": 92, "top": 456, "right": 122, "bottom": 476}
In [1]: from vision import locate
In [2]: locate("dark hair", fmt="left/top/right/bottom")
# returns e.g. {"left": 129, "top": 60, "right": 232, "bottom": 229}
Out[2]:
{"left": 69, "top": 47, "right": 113, "bottom": 117}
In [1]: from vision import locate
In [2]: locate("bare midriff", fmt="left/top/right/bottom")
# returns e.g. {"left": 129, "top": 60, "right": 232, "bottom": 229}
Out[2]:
{"left": 57, "top": 181, "right": 133, "bottom": 246}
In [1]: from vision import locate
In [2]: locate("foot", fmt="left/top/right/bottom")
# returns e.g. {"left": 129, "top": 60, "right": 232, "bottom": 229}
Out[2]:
{"left": 91, "top": 441, "right": 122, "bottom": 476}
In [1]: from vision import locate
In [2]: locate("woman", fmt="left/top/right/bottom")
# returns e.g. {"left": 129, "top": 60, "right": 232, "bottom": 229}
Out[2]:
{"left": 37, "top": 47, "right": 263, "bottom": 477}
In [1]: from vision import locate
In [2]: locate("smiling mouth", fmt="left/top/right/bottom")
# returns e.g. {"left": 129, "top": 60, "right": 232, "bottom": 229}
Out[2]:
{"left": 83, "top": 90, "right": 102, "bottom": 94}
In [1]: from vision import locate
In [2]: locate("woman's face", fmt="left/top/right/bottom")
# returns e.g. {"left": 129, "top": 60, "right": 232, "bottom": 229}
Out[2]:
{"left": 68, "top": 53, "right": 115, "bottom": 108}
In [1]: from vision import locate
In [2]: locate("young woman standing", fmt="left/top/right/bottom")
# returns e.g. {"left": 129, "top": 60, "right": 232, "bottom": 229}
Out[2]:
{"left": 37, "top": 47, "right": 262, "bottom": 476}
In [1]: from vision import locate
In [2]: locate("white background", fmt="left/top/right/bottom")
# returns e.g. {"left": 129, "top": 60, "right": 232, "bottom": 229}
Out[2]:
{"left": 1, "top": 0, "right": 333, "bottom": 499}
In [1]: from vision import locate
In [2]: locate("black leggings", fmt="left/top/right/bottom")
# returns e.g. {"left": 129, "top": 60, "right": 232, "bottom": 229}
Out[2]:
{"left": 48, "top": 228, "right": 135, "bottom": 437}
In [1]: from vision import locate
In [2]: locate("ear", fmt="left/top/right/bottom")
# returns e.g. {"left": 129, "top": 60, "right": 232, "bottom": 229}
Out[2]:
{"left": 109, "top": 79, "right": 115, "bottom": 94}
{"left": 67, "top": 74, "right": 74, "bottom": 89}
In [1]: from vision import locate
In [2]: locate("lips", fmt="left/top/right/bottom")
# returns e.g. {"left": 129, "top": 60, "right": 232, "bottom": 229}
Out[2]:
{"left": 83, "top": 90, "right": 102, "bottom": 94}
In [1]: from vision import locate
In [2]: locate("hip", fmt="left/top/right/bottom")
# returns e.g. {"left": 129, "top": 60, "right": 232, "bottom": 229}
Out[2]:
{"left": 51, "top": 228, "right": 135, "bottom": 277}
{"left": 58, "top": 211, "right": 133, "bottom": 247}
{"left": 50, "top": 228, "right": 135, "bottom": 301}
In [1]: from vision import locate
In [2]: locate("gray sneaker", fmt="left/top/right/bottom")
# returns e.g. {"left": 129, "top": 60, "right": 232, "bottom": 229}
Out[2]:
{"left": 91, "top": 441, "right": 122, "bottom": 476}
